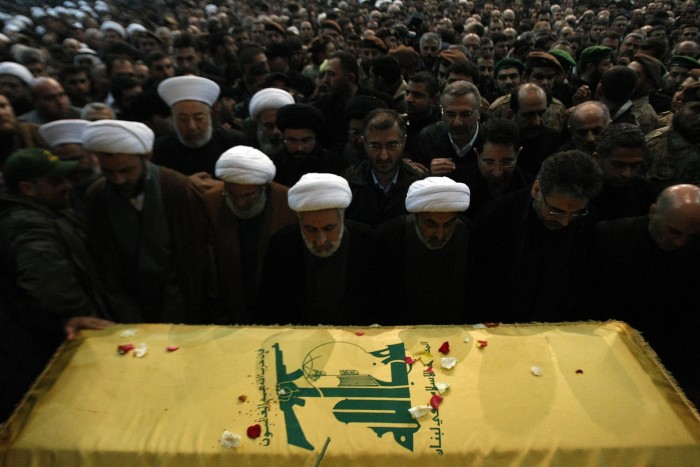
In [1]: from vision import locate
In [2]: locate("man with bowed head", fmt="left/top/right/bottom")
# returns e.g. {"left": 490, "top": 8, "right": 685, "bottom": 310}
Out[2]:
{"left": 259, "top": 173, "right": 377, "bottom": 325}
{"left": 83, "top": 120, "right": 209, "bottom": 324}
{"left": 247, "top": 87, "right": 295, "bottom": 162}
{"left": 203, "top": 146, "right": 296, "bottom": 324}
{"left": 375, "top": 177, "right": 472, "bottom": 324}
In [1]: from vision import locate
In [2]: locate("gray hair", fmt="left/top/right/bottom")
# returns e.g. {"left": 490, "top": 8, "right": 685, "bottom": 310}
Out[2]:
{"left": 440, "top": 80, "right": 482, "bottom": 108}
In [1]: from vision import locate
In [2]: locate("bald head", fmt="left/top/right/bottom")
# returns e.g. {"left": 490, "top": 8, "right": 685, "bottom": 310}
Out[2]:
{"left": 649, "top": 184, "right": 700, "bottom": 251}
{"left": 569, "top": 101, "right": 610, "bottom": 154}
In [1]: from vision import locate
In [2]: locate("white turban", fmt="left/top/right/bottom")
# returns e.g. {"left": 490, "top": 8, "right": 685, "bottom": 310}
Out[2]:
{"left": 248, "top": 88, "right": 295, "bottom": 121}
{"left": 39, "top": 119, "right": 88, "bottom": 147}
{"left": 405, "top": 177, "right": 471, "bottom": 213}
{"left": 82, "top": 120, "right": 154, "bottom": 154}
{"left": 158, "top": 76, "right": 220, "bottom": 108}
{"left": 0, "top": 61, "right": 33, "bottom": 84}
{"left": 100, "top": 20, "right": 126, "bottom": 38}
{"left": 215, "top": 146, "right": 276, "bottom": 184}
{"left": 288, "top": 173, "right": 352, "bottom": 212}
{"left": 126, "top": 23, "right": 146, "bottom": 38}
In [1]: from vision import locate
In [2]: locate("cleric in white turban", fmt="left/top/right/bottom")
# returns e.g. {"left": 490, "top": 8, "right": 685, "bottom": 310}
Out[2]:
{"left": 287, "top": 173, "right": 352, "bottom": 212}
{"left": 405, "top": 176, "right": 471, "bottom": 213}
{"left": 82, "top": 120, "right": 154, "bottom": 155}
{"left": 248, "top": 88, "right": 295, "bottom": 122}
{"left": 39, "top": 119, "right": 87, "bottom": 147}
{"left": 215, "top": 146, "right": 276, "bottom": 185}
{"left": 248, "top": 88, "right": 295, "bottom": 161}
{"left": 157, "top": 76, "right": 220, "bottom": 108}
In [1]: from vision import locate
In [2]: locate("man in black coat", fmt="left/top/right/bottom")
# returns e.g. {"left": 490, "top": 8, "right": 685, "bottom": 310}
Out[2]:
{"left": 471, "top": 150, "right": 603, "bottom": 324}
{"left": 259, "top": 173, "right": 377, "bottom": 325}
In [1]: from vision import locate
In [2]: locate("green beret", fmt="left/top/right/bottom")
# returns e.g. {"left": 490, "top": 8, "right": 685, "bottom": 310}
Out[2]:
{"left": 579, "top": 46, "right": 613, "bottom": 67}
{"left": 526, "top": 51, "right": 562, "bottom": 73}
{"left": 495, "top": 57, "right": 525, "bottom": 74}
{"left": 669, "top": 55, "right": 700, "bottom": 70}
{"left": 548, "top": 49, "right": 576, "bottom": 69}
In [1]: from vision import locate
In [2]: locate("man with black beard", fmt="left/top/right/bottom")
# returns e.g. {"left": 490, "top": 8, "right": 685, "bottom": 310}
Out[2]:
{"left": 273, "top": 103, "right": 347, "bottom": 187}
{"left": 203, "top": 146, "right": 297, "bottom": 324}
{"left": 461, "top": 118, "right": 533, "bottom": 220}
{"left": 83, "top": 120, "right": 210, "bottom": 324}
{"left": 152, "top": 76, "right": 246, "bottom": 194}
{"left": 645, "top": 81, "right": 700, "bottom": 189}
{"left": 38, "top": 120, "right": 100, "bottom": 213}
{"left": 375, "top": 177, "right": 472, "bottom": 324}
{"left": 259, "top": 173, "right": 377, "bottom": 325}
{"left": 246, "top": 87, "right": 295, "bottom": 162}
{"left": 402, "top": 72, "right": 441, "bottom": 161}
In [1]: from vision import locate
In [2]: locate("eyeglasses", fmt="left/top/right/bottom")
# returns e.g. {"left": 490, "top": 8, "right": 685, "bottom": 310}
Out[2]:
{"left": 284, "top": 136, "right": 316, "bottom": 147}
{"left": 542, "top": 194, "right": 588, "bottom": 218}
{"left": 441, "top": 109, "right": 476, "bottom": 121}
{"left": 480, "top": 158, "right": 517, "bottom": 168}
{"left": 366, "top": 141, "right": 402, "bottom": 153}
{"left": 222, "top": 188, "right": 263, "bottom": 203}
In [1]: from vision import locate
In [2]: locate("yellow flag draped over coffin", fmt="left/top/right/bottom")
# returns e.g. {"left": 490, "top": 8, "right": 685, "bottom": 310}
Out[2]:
{"left": 1, "top": 321, "right": 699, "bottom": 466}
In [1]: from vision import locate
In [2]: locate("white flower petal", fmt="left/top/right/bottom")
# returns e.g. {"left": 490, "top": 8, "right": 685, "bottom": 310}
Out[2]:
{"left": 531, "top": 366, "right": 542, "bottom": 377}
{"left": 133, "top": 342, "right": 148, "bottom": 358}
{"left": 408, "top": 406, "right": 432, "bottom": 419}
{"left": 436, "top": 382, "right": 450, "bottom": 395}
{"left": 441, "top": 357, "right": 457, "bottom": 369}
{"left": 220, "top": 430, "right": 242, "bottom": 448}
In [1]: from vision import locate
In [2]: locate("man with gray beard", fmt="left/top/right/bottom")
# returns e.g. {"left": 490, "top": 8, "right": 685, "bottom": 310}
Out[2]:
{"left": 259, "top": 173, "right": 377, "bottom": 325}
{"left": 247, "top": 87, "right": 295, "bottom": 162}
{"left": 152, "top": 76, "right": 246, "bottom": 194}
{"left": 203, "top": 146, "right": 296, "bottom": 324}
{"left": 375, "top": 177, "right": 472, "bottom": 324}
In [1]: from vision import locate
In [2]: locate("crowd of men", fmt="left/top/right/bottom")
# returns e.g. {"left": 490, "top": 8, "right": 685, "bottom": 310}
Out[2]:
{"left": 1, "top": 0, "right": 699, "bottom": 419}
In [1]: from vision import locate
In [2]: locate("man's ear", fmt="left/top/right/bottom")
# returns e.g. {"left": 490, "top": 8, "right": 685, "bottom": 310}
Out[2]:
{"left": 592, "top": 151, "right": 601, "bottom": 162}
{"left": 649, "top": 203, "right": 657, "bottom": 217}
{"left": 531, "top": 179, "right": 540, "bottom": 199}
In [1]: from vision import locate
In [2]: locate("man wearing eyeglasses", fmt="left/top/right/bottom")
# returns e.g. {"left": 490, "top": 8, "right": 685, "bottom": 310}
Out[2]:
{"left": 273, "top": 103, "right": 347, "bottom": 187}
{"left": 414, "top": 81, "right": 484, "bottom": 184}
{"left": 342, "top": 109, "right": 425, "bottom": 227}
{"left": 470, "top": 150, "right": 603, "bottom": 323}
{"left": 203, "top": 146, "right": 297, "bottom": 324}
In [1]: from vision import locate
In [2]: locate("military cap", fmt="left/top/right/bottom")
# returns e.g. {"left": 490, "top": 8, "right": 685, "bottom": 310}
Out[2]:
{"left": 264, "top": 21, "right": 285, "bottom": 35}
{"left": 669, "top": 55, "right": 700, "bottom": 70}
{"left": 578, "top": 46, "right": 613, "bottom": 68}
{"left": 320, "top": 20, "right": 342, "bottom": 34}
{"left": 525, "top": 51, "right": 562, "bottom": 72}
{"left": 495, "top": 57, "right": 525, "bottom": 74}
{"left": 548, "top": 49, "right": 576, "bottom": 69}
{"left": 632, "top": 53, "right": 663, "bottom": 86}
{"left": 361, "top": 35, "right": 387, "bottom": 52}
{"left": 439, "top": 48, "right": 468, "bottom": 65}
{"left": 3, "top": 148, "right": 78, "bottom": 188}
{"left": 388, "top": 45, "right": 419, "bottom": 67}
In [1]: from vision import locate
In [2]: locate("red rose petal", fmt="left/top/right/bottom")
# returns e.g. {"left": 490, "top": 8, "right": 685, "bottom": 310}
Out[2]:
{"left": 429, "top": 394, "right": 444, "bottom": 411}
{"left": 117, "top": 344, "right": 135, "bottom": 355}
{"left": 477, "top": 340, "right": 488, "bottom": 349}
{"left": 247, "top": 424, "right": 261, "bottom": 439}
{"left": 404, "top": 356, "right": 414, "bottom": 365}
{"left": 166, "top": 346, "right": 179, "bottom": 352}
{"left": 438, "top": 341, "right": 450, "bottom": 354}
{"left": 355, "top": 331, "right": 365, "bottom": 336}
{"left": 484, "top": 322, "right": 500, "bottom": 328}
{"left": 576, "top": 369, "right": 584, "bottom": 374}
{"left": 427, "top": 367, "right": 434, "bottom": 374}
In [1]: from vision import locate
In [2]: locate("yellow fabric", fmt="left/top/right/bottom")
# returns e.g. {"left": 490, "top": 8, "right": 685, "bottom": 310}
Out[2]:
{"left": 1, "top": 321, "right": 699, "bottom": 466}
